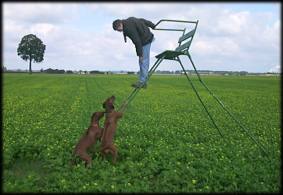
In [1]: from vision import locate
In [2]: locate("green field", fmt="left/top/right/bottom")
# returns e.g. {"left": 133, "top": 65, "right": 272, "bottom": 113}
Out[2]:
{"left": 2, "top": 73, "right": 281, "bottom": 192}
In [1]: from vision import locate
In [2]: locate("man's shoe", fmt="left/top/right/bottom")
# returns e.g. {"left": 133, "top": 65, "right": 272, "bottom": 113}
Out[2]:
{"left": 131, "top": 82, "right": 141, "bottom": 88}
{"left": 131, "top": 82, "right": 146, "bottom": 89}
{"left": 141, "top": 83, "right": 147, "bottom": 89}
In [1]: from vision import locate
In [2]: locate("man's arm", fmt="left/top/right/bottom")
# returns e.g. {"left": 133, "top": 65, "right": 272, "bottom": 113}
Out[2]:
{"left": 139, "top": 18, "right": 155, "bottom": 29}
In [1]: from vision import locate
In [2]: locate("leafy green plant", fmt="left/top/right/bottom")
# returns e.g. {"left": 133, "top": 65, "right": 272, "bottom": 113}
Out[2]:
{"left": 3, "top": 73, "right": 280, "bottom": 192}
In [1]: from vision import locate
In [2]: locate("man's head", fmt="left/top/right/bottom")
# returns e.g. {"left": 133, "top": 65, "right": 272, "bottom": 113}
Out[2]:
{"left": 112, "top": 19, "right": 123, "bottom": 32}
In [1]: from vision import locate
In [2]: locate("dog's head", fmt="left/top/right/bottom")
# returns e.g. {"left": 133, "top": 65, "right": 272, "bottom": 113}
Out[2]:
{"left": 92, "top": 111, "right": 105, "bottom": 121}
{"left": 103, "top": 95, "right": 116, "bottom": 111}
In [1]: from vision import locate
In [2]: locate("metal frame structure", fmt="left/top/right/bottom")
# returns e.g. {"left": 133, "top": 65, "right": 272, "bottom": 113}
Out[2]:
{"left": 118, "top": 19, "right": 268, "bottom": 156}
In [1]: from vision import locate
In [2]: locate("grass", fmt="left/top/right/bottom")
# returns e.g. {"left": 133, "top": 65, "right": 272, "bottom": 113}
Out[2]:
{"left": 2, "top": 73, "right": 281, "bottom": 192}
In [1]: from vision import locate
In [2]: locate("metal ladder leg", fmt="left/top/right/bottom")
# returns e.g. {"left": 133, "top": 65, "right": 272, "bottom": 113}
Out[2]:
{"left": 118, "top": 57, "right": 164, "bottom": 112}
{"left": 186, "top": 54, "right": 268, "bottom": 156}
{"left": 176, "top": 56, "right": 223, "bottom": 137}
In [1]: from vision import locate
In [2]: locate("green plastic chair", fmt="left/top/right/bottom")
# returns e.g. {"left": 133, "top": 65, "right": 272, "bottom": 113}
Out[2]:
{"left": 155, "top": 19, "right": 198, "bottom": 61}
{"left": 149, "top": 19, "right": 225, "bottom": 137}
{"left": 148, "top": 19, "right": 199, "bottom": 79}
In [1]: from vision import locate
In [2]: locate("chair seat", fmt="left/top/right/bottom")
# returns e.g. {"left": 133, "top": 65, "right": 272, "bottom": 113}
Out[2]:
{"left": 155, "top": 50, "right": 185, "bottom": 60}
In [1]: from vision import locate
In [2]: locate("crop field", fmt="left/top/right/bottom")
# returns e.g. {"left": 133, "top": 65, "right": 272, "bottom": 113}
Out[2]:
{"left": 2, "top": 73, "right": 281, "bottom": 192}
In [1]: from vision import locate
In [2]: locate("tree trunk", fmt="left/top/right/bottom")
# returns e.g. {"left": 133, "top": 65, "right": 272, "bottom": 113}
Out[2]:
{"left": 29, "top": 56, "right": 32, "bottom": 74}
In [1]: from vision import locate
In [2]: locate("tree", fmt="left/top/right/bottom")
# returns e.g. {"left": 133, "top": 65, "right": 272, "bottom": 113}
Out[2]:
{"left": 17, "top": 34, "right": 46, "bottom": 74}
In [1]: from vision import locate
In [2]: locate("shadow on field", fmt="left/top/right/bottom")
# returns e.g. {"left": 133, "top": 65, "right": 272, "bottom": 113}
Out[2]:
{"left": 5, "top": 158, "right": 50, "bottom": 190}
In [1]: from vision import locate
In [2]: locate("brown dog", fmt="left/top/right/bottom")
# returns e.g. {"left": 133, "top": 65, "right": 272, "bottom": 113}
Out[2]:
{"left": 72, "top": 111, "right": 104, "bottom": 167}
{"left": 100, "top": 96, "right": 123, "bottom": 164}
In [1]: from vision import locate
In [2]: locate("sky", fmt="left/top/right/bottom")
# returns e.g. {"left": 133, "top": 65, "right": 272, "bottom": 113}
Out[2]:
{"left": 2, "top": 2, "right": 281, "bottom": 73}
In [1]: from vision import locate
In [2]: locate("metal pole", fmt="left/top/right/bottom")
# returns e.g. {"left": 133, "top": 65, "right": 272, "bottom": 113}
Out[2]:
{"left": 124, "top": 57, "right": 164, "bottom": 108}
{"left": 154, "top": 28, "right": 185, "bottom": 32}
{"left": 148, "top": 57, "right": 165, "bottom": 78}
{"left": 154, "top": 19, "right": 198, "bottom": 28}
{"left": 186, "top": 54, "right": 269, "bottom": 156}
{"left": 176, "top": 56, "right": 223, "bottom": 137}
{"left": 118, "top": 57, "right": 164, "bottom": 112}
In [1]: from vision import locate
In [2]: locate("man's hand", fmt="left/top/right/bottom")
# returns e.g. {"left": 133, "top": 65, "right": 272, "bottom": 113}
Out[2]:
{"left": 139, "top": 56, "right": 143, "bottom": 63}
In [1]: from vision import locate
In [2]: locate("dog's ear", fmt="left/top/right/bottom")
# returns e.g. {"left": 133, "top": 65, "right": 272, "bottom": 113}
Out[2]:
{"left": 91, "top": 112, "right": 96, "bottom": 120}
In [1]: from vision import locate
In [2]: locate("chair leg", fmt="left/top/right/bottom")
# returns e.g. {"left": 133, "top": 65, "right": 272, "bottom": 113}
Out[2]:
{"left": 148, "top": 57, "right": 165, "bottom": 79}
{"left": 176, "top": 56, "right": 223, "bottom": 137}
{"left": 186, "top": 54, "right": 268, "bottom": 156}
{"left": 126, "top": 57, "right": 164, "bottom": 104}
{"left": 118, "top": 57, "right": 164, "bottom": 112}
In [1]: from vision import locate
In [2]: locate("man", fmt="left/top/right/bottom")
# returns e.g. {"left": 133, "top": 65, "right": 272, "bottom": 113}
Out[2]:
{"left": 112, "top": 17, "right": 155, "bottom": 89}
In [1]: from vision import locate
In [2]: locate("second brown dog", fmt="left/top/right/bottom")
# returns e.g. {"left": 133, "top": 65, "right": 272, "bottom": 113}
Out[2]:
{"left": 73, "top": 111, "right": 104, "bottom": 167}
{"left": 100, "top": 95, "right": 123, "bottom": 164}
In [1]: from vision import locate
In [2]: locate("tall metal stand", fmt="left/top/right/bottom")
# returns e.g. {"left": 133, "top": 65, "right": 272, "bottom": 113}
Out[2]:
{"left": 117, "top": 19, "right": 268, "bottom": 157}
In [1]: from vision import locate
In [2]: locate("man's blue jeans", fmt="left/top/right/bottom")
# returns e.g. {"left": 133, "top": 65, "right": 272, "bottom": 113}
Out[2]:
{"left": 139, "top": 40, "right": 153, "bottom": 84}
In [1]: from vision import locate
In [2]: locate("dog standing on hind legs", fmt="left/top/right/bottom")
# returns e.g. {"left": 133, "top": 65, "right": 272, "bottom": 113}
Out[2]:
{"left": 100, "top": 95, "right": 123, "bottom": 164}
{"left": 72, "top": 111, "right": 104, "bottom": 167}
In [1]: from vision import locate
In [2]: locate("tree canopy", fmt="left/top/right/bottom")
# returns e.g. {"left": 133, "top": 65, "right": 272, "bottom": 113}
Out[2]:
{"left": 17, "top": 34, "right": 46, "bottom": 74}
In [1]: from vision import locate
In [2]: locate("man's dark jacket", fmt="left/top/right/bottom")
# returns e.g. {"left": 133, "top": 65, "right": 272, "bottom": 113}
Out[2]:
{"left": 122, "top": 17, "right": 155, "bottom": 57}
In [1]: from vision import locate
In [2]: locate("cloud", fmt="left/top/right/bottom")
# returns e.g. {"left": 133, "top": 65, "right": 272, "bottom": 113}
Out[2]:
{"left": 2, "top": 2, "right": 280, "bottom": 73}
{"left": 76, "top": 3, "right": 280, "bottom": 72}
{"left": 214, "top": 11, "right": 249, "bottom": 35}
{"left": 3, "top": 3, "right": 79, "bottom": 24}
{"left": 268, "top": 65, "right": 280, "bottom": 73}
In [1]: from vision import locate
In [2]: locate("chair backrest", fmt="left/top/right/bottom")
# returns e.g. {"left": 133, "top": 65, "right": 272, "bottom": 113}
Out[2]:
{"left": 175, "top": 23, "right": 198, "bottom": 52}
